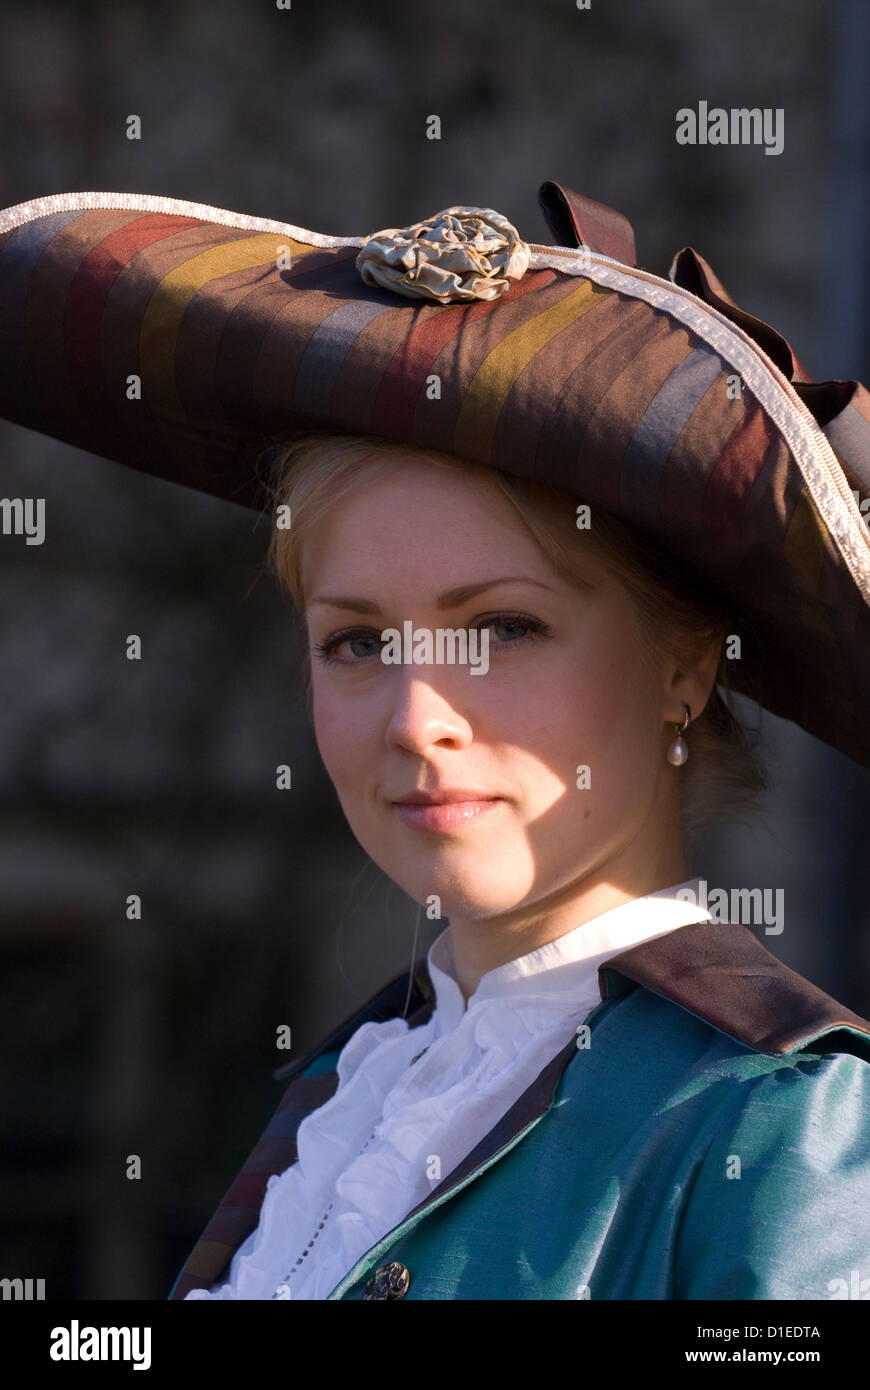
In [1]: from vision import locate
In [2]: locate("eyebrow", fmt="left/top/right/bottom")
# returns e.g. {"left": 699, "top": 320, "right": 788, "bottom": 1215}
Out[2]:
{"left": 308, "top": 577, "right": 557, "bottom": 614}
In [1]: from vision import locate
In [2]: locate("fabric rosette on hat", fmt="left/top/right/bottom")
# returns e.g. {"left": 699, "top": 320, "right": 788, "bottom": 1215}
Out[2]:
{"left": 0, "top": 181, "right": 868, "bottom": 765}
{"left": 355, "top": 206, "right": 531, "bottom": 302}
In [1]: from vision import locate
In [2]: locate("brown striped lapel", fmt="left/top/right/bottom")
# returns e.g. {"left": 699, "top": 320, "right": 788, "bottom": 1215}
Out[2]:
{"left": 168, "top": 920, "right": 870, "bottom": 1298}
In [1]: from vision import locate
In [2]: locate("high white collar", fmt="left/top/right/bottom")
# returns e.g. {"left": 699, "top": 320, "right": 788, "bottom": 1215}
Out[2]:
{"left": 426, "top": 876, "right": 712, "bottom": 1032}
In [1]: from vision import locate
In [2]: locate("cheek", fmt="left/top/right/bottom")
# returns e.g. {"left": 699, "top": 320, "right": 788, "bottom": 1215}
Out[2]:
{"left": 310, "top": 678, "right": 384, "bottom": 809}
{"left": 310, "top": 684, "right": 360, "bottom": 785}
{"left": 600, "top": 684, "right": 663, "bottom": 800}
{"left": 545, "top": 625, "right": 663, "bottom": 789}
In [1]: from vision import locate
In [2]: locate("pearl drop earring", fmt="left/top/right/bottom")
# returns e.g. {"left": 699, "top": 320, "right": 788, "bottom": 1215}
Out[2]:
{"left": 666, "top": 703, "right": 691, "bottom": 766}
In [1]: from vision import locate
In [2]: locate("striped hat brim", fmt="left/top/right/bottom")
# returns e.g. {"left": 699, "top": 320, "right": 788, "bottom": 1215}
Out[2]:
{"left": 1, "top": 185, "right": 869, "bottom": 768}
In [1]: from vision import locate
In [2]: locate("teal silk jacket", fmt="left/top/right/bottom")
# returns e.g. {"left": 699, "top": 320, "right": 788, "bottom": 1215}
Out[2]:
{"left": 169, "top": 920, "right": 870, "bottom": 1301}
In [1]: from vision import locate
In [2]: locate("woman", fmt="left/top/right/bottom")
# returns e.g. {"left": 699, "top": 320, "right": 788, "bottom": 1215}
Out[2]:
{"left": 0, "top": 182, "right": 868, "bottom": 1300}
{"left": 166, "top": 426, "right": 870, "bottom": 1301}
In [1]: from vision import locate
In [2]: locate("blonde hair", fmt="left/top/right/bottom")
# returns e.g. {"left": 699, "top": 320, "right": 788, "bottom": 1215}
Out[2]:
{"left": 262, "top": 430, "right": 767, "bottom": 846}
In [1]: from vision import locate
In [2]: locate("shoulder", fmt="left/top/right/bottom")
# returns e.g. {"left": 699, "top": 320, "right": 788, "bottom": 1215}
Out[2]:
{"left": 597, "top": 924, "right": 870, "bottom": 1298}
{"left": 671, "top": 1044, "right": 870, "bottom": 1298}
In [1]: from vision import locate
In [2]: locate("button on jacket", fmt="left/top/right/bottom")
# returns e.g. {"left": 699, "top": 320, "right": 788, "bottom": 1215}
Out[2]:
{"left": 169, "top": 907, "right": 870, "bottom": 1301}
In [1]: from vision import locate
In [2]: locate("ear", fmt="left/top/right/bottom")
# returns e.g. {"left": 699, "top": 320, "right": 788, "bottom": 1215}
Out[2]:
{"left": 663, "top": 630, "right": 723, "bottom": 727}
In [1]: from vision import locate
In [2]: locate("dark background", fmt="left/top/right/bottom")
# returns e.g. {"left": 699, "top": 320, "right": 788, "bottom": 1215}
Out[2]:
{"left": 1, "top": 0, "right": 869, "bottom": 1299}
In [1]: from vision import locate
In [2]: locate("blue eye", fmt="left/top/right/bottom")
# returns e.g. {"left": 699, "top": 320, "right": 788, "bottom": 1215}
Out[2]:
{"left": 312, "top": 629, "right": 386, "bottom": 667}
{"left": 312, "top": 612, "right": 551, "bottom": 668}
{"left": 482, "top": 614, "right": 547, "bottom": 645}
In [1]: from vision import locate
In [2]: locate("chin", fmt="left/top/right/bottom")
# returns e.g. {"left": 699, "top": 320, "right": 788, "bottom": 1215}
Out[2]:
{"left": 358, "top": 820, "right": 536, "bottom": 916}
{"left": 393, "top": 861, "right": 534, "bottom": 922}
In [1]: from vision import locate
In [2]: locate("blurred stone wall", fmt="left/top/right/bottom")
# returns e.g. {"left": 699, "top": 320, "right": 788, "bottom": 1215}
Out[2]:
{"left": 0, "top": 0, "right": 868, "bottom": 1299}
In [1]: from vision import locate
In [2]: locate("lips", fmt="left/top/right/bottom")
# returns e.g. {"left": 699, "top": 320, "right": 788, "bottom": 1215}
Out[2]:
{"left": 391, "top": 791, "right": 504, "bottom": 833}
{"left": 393, "top": 788, "right": 500, "bottom": 806}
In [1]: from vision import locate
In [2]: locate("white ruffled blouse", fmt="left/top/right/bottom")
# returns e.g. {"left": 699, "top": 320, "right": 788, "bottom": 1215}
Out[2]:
{"left": 185, "top": 878, "right": 711, "bottom": 1300}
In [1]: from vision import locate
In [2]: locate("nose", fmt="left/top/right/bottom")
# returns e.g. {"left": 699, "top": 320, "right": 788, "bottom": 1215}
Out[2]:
{"left": 385, "top": 670, "right": 474, "bottom": 755}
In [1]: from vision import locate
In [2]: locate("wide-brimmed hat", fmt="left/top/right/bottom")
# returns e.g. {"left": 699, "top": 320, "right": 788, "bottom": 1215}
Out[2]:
{"left": 1, "top": 181, "right": 869, "bottom": 767}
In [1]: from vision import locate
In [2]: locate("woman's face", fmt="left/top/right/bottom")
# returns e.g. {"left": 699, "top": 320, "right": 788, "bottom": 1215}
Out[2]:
{"left": 302, "top": 456, "right": 691, "bottom": 923}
